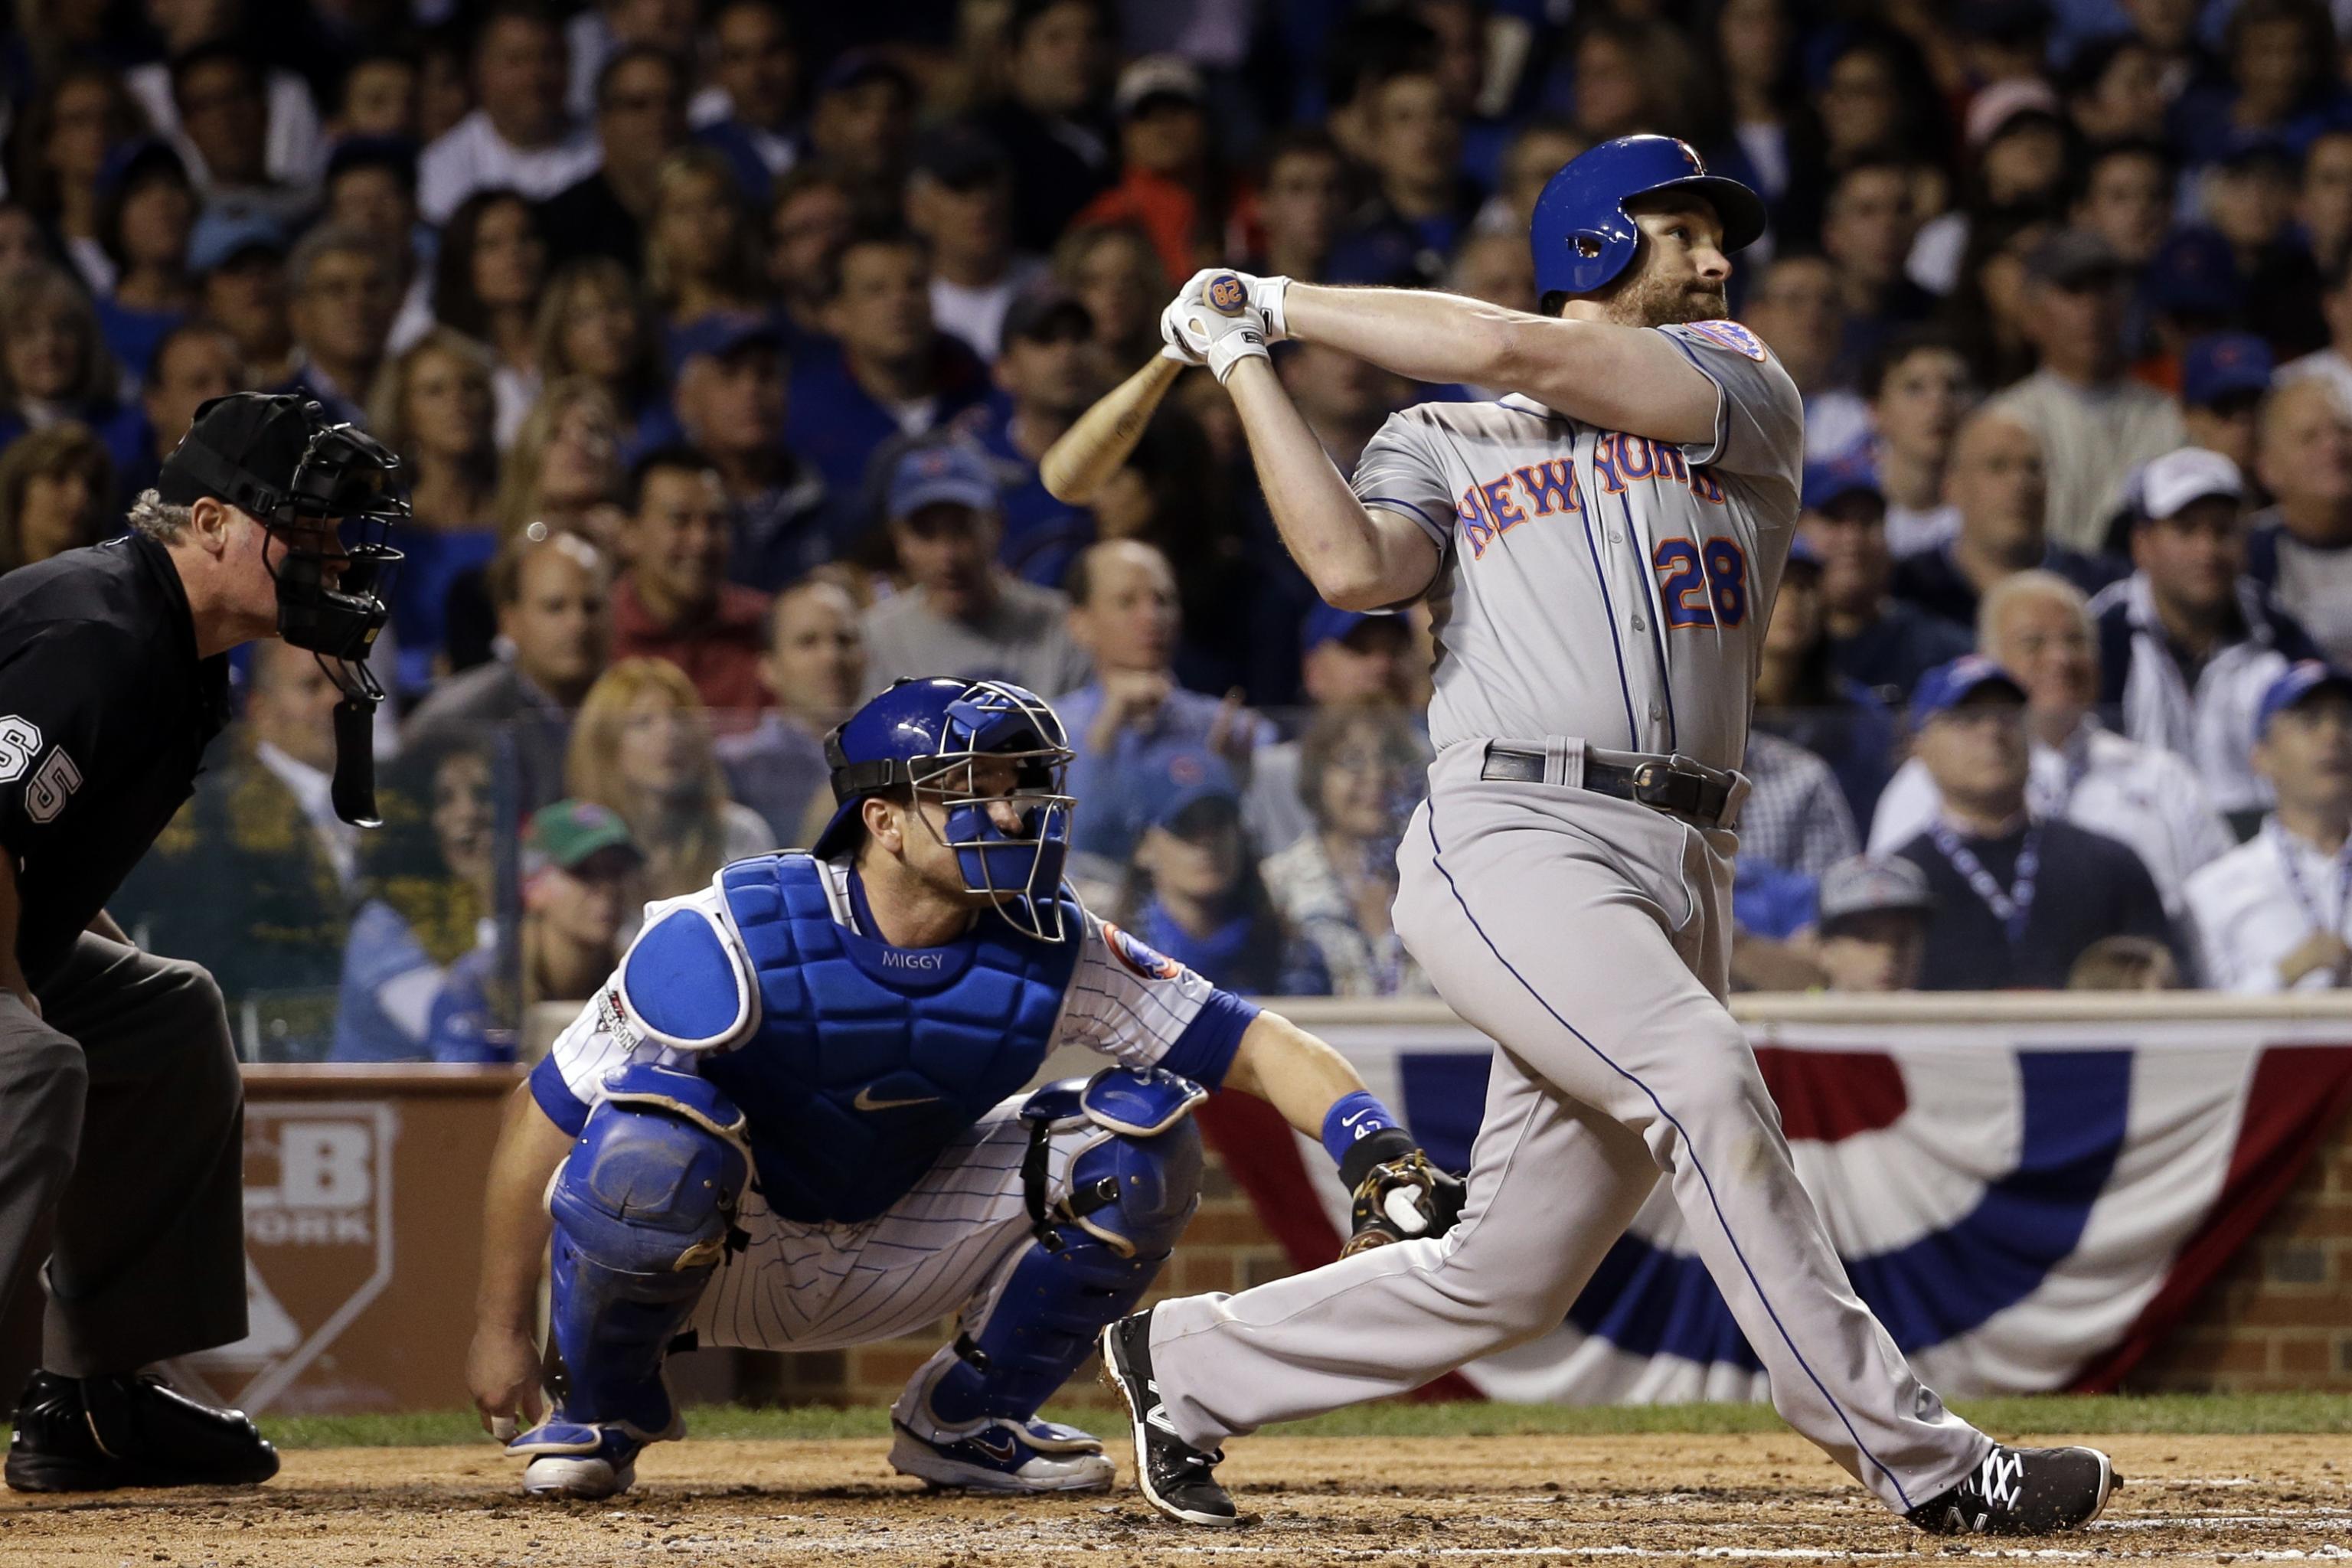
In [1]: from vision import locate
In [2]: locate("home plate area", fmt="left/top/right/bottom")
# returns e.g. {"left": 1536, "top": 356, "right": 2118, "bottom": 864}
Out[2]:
{"left": 0, "top": 1432, "right": 2345, "bottom": 1567}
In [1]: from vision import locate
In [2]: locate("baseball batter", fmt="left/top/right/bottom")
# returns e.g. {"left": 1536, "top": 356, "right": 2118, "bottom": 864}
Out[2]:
{"left": 1098, "top": 136, "right": 2118, "bottom": 1537}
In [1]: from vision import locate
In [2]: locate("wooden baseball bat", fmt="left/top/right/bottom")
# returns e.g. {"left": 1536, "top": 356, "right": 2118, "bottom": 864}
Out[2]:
{"left": 1038, "top": 352, "right": 1184, "bottom": 505}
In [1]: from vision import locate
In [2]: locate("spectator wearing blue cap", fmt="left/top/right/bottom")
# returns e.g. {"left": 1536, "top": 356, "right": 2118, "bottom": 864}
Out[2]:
{"left": 1860, "top": 327, "right": 1971, "bottom": 559}
{"left": 804, "top": 50, "right": 920, "bottom": 203}
{"left": 1893, "top": 406, "right": 2125, "bottom": 637}
{"left": 2093, "top": 444, "right": 2325, "bottom": 818}
{"left": 2248, "top": 377, "right": 2352, "bottom": 663}
{"left": 2139, "top": 224, "right": 2242, "bottom": 387}
{"left": 1989, "top": 228, "right": 2187, "bottom": 555}
{"left": 861, "top": 438, "right": 1092, "bottom": 698}
{"left": 1802, "top": 459, "right": 1971, "bottom": 706}
{"left": 188, "top": 208, "right": 293, "bottom": 389}
{"left": 691, "top": 1, "right": 802, "bottom": 204}
{"left": 419, "top": 4, "right": 601, "bottom": 226}
{"left": 667, "top": 315, "right": 825, "bottom": 593}
{"left": 1872, "top": 570, "right": 2234, "bottom": 923}
{"left": 1057, "top": 540, "right": 1272, "bottom": 882}
{"left": 1112, "top": 745, "right": 1328, "bottom": 998}
{"left": 784, "top": 230, "right": 991, "bottom": 550}
{"left": 2179, "top": 332, "right": 2275, "bottom": 475}
{"left": 1891, "top": 656, "right": 2173, "bottom": 990}
{"left": 538, "top": 45, "right": 691, "bottom": 274}
{"left": 968, "top": 288, "right": 1099, "bottom": 589}
{"left": 1753, "top": 534, "right": 1897, "bottom": 827}
{"left": 1244, "top": 606, "right": 1421, "bottom": 856}
{"left": 2185, "top": 661, "right": 2352, "bottom": 990}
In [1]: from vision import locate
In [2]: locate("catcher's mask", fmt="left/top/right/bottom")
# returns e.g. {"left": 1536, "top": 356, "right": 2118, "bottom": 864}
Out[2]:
{"left": 158, "top": 392, "right": 406, "bottom": 825}
{"left": 814, "top": 678, "right": 1077, "bottom": 942}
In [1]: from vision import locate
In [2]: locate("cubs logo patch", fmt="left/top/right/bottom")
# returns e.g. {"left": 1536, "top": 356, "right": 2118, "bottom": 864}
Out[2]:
{"left": 1685, "top": 319, "right": 1768, "bottom": 361}
{"left": 1104, "top": 923, "right": 1182, "bottom": 981}
{"left": 1204, "top": 274, "right": 1248, "bottom": 315}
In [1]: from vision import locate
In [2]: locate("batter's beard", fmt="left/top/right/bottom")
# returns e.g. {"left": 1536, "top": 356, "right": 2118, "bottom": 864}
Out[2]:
{"left": 1609, "top": 271, "right": 1730, "bottom": 328}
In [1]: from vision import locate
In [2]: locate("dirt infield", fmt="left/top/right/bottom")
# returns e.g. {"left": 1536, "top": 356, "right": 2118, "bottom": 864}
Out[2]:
{"left": 0, "top": 1431, "right": 2344, "bottom": 1567}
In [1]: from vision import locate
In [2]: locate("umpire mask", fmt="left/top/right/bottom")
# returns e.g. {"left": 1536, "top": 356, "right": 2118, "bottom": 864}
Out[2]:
{"left": 158, "top": 393, "right": 407, "bottom": 826}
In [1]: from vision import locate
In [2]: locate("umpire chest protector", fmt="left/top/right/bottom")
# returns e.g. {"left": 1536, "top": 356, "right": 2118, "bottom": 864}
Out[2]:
{"left": 616, "top": 853, "right": 1083, "bottom": 1225}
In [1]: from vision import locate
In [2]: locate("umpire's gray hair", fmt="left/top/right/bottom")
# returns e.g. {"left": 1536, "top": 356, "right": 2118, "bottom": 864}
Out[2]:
{"left": 1977, "top": 567, "right": 2092, "bottom": 652}
{"left": 126, "top": 488, "right": 193, "bottom": 543}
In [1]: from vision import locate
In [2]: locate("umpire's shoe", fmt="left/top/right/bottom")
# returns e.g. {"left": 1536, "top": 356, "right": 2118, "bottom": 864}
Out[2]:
{"left": 5, "top": 1370, "right": 279, "bottom": 1491}
{"left": 1097, "top": 1309, "right": 1250, "bottom": 1527}
{"left": 1906, "top": 1444, "right": 2118, "bottom": 1536}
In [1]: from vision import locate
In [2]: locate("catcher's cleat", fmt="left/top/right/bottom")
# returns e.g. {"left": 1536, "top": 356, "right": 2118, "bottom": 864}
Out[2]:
{"left": 1906, "top": 1444, "right": 2118, "bottom": 1536}
{"left": 1097, "top": 1309, "right": 1249, "bottom": 1527}
{"left": 509, "top": 1414, "right": 675, "bottom": 1500}
{"left": 5, "top": 1370, "right": 279, "bottom": 1493}
{"left": 888, "top": 1416, "right": 1115, "bottom": 1492}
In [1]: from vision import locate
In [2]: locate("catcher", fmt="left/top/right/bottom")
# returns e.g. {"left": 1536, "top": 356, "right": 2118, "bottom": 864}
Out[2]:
{"left": 467, "top": 675, "right": 1461, "bottom": 1498}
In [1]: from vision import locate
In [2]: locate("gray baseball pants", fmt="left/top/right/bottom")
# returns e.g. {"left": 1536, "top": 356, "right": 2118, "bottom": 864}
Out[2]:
{"left": 1150, "top": 744, "right": 1989, "bottom": 1513}
{"left": 0, "top": 933, "right": 247, "bottom": 1376}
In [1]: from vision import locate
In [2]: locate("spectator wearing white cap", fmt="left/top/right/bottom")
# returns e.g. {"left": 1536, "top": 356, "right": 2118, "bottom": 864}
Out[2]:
{"left": 2090, "top": 446, "right": 2324, "bottom": 818}
{"left": 2185, "top": 663, "right": 2352, "bottom": 991}
{"left": 1907, "top": 80, "right": 2068, "bottom": 298}
{"left": 2246, "top": 377, "right": 2352, "bottom": 665}
{"left": 1812, "top": 856, "right": 1934, "bottom": 993}
{"left": 1870, "top": 570, "right": 2234, "bottom": 921}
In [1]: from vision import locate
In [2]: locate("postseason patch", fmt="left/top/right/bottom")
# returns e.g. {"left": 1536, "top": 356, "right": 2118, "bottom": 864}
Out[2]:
{"left": 1104, "top": 923, "right": 1183, "bottom": 982}
{"left": 1684, "top": 319, "right": 1769, "bottom": 362}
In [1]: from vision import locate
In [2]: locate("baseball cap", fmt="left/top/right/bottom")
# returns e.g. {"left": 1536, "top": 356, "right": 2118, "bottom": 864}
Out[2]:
{"left": 1138, "top": 745, "right": 1243, "bottom": 835}
{"left": 188, "top": 208, "right": 287, "bottom": 274}
{"left": 666, "top": 312, "right": 782, "bottom": 377}
{"left": 1001, "top": 286, "right": 1093, "bottom": 345}
{"left": 1965, "top": 77, "right": 2061, "bottom": 150}
{"left": 1782, "top": 532, "right": 1824, "bottom": 573}
{"left": 2256, "top": 659, "right": 2352, "bottom": 737}
{"left": 1801, "top": 459, "right": 1883, "bottom": 514}
{"left": 2180, "top": 332, "right": 2275, "bottom": 409}
{"left": 815, "top": 47, "right": 915, "bottom": 100}
{"left": 100, "top": 136, "right": 189, "bottom": 198}
{"left": 2025, "top": 229, "right": 2128, "bottom": 289}
{"left": 157, "top": 394, "right": 321, "bottom": 508}
{"left": 2137, "top": 446, "right": 2243, "bottom": 521}
{"left": 522, "top": 799, "right": 643, "bottom": 879}
{"left": 1114, "top": 54, "right": 1206, "bottom": 119}
{"left": 323, "top": 134, "right": 420, "bottom": 191}
{"left": 1909, "top": 655, "right": 2027, "bottom": 726}
{"left": 1816, "top": 855, "right": 1933, "bottom": 930}
{"left": 887, "top": 441, "right": 999, "bottom": 521}
{"left": 1300, "top": 603, "right": 1370, "bottom": 655}
{"left": 913, "top": 122, "right": 1011, "bottom": 189}
{"left": 2146, "top": 226, "right": 2242, "bottom": 317}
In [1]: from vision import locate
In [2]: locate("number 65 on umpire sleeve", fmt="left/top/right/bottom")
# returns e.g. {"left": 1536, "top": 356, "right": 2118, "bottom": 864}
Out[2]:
{"left": 0, "top": 716, "right": 83, "bottom": 825}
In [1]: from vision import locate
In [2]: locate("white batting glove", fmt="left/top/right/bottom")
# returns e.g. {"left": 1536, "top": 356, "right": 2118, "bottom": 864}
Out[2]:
{"left": 1159, "top": 299, "right": 1207, "bottom": 364}
{"left": 1169, "top": 273, "right": 1271, "bottom": 384}
{"left": 1178, "top": 266, "right": 1291, "bottom": 341}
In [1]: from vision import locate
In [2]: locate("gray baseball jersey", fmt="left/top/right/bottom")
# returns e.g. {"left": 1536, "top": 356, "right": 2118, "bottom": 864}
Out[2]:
{"left": 1349, "top": 318, "right": 1804, "bottom": 770}
{"left": 1145, "top": 319, "right": 1992, "bottom": 1516}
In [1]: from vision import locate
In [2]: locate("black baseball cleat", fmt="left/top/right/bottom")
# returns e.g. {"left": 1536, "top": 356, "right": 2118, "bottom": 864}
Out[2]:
{"left": 1097, "top": 1309, "right": 1250, "bottom": 1527}
{"left": 5, "top": 1370, "right": 279, "bottom": 1492}
{"left": 1906, "top": 1444, "right": 2118, "bottom": 1536}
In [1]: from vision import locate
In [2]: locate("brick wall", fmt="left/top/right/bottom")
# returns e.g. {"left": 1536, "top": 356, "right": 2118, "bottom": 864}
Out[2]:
{"left": 738, "top": 1102, "right": 2352, "bottom": 1409}
{"left": 2127, "top": 1100, "right": 2352, "bottom": 1393}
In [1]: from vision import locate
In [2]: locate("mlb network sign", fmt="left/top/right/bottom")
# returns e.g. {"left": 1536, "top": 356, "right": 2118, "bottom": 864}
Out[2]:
{"left": 185, "top": 1102, "right": 398, "bottom": 1414}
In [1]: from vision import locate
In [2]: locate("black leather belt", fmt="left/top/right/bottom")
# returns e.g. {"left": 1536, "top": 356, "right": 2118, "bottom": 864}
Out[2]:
{"left": 1480, "top": 743, "right": 1740, "bottom": 829}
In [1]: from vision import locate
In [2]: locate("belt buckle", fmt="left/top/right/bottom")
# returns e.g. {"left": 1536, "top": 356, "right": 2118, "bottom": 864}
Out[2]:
{"left": 1628, "top": 759, "right": 1672, "bottom": 807}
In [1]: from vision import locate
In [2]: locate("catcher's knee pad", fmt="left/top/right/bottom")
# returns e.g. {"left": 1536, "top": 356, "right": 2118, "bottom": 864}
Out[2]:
{"left": 545, "top": 1065, "right": 748, "bottom": 1436}
{"left": 913, "top": 1070, "right": 1204, "bottom": 1432}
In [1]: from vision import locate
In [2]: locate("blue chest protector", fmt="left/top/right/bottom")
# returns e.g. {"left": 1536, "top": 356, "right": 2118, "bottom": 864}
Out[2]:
{"left": 650, "top": 854, "right": 1083, "bottom": 1226}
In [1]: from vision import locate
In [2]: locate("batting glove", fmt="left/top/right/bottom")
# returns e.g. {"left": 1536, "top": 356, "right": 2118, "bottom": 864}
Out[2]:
{"left": 1178, "top": 266, "right": 1291, "bottom": 341}
{"left": 1170, "top": 273, "right": 1271, "bottom": 385}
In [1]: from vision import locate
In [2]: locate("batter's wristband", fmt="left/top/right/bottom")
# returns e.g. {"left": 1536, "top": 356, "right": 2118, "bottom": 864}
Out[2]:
{"left": 1324, "top": 1090, "right": 1405, "bottom": 1171}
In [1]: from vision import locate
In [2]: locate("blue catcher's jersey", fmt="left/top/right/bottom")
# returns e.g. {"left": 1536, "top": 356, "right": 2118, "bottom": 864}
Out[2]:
{"left": 531, "top": 852, "right": 1259, "bottom": 1225}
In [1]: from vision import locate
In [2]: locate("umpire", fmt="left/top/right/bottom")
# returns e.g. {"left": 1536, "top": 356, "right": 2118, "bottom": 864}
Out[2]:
{"left": 0, "top": 393, "right": 403, "bottom": 1491}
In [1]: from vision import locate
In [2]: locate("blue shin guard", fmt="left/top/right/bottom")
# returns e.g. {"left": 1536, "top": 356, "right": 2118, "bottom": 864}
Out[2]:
{"left": 514, "top": 1064, "right": 748, "bottom": 1487}
{"left": 900, "top": 1070, "right": 1205, "bottom": 1456}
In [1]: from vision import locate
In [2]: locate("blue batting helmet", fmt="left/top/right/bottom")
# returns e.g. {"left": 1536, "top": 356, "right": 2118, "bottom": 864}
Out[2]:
{"left": 812, "top": 677, "right": 1077, "bottom": 941}
{"left": 1528, "top": 134, "right": 1768, "bottom": 299}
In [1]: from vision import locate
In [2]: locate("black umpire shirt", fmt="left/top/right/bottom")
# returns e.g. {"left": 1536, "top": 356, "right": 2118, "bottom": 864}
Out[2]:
{"left": 0, "top": 534, "right": 231, "bottom": 986}
{"left": 1893, "top": 818, "right": 2174, "bottom": 990}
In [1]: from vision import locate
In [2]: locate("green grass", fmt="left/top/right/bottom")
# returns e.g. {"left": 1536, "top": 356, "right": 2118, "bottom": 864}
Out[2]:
{"left": 250, "top": 1392, "right": 2352, "bottom": 1452}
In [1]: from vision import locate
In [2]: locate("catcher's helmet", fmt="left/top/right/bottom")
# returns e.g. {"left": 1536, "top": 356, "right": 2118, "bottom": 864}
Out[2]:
{"left": 1529, "top": 134, "right": 1767, "bottom": 299}
{"left": 812, "top": 677, "right": 1077, "bottom": 940}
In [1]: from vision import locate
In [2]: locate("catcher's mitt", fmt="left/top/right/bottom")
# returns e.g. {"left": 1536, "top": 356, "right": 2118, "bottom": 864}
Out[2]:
{"left": 1341, "top": 1148, "right": 1466, "bottom": 1256}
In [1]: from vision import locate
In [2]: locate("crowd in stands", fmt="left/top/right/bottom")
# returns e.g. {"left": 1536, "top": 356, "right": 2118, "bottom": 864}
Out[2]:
{"left": 13, "top": 0, "right": 2352, "bottom": 1059}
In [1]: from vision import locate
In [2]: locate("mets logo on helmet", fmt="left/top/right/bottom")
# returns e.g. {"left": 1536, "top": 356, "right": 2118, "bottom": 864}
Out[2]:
{"left": 1205, "top": 274, "right": 1249, "bottom": 315}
